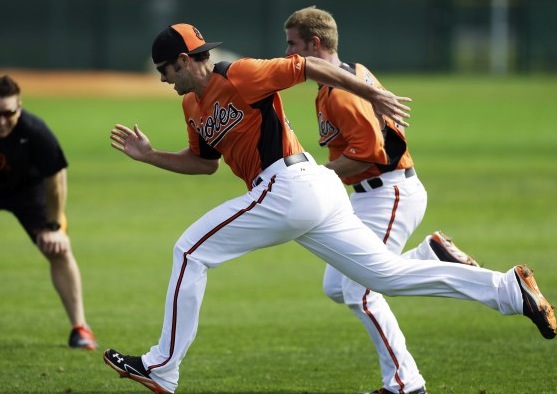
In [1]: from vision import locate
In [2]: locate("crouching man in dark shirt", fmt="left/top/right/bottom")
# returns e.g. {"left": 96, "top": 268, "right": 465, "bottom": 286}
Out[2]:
{"left": 0, "top": 75, "right": 97, "bottom": 350}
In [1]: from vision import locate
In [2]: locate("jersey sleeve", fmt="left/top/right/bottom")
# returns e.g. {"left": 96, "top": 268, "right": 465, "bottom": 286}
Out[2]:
{"left": 189, "top": 132, "right": 222, "bottom": 160}
{"left": 327, "top": 88, "right": 388, "bottom": 165}
{"left": 226, "top": 55, "right": 306, "bottom": 104}
{"left": 26, "top": 114, "right": 68, "bottom": 177}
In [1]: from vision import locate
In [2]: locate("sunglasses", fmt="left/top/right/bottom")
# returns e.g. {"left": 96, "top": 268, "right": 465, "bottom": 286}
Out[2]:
{"left": 0, "top": 107, "right": 20, "bottom": 118}
{"left": 156, "top": 59, "right": 176, "bottom": 75}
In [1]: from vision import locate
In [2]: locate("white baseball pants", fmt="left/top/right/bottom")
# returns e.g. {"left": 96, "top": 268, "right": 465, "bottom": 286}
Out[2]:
{"left": 323, "top": 171, "right": 440, "bottom": 393}
{"left": 141, "top": 154, "right": 523, "bottom": 393}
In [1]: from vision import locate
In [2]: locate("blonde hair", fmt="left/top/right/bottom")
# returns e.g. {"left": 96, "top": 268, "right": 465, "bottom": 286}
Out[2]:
{"left": 284, "top": 6, "right": 338, "bottom": 53}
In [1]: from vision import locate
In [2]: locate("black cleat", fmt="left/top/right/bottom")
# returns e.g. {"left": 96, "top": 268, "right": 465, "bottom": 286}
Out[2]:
{"left": 430, "top": 231, "right": 479, "bottom": 267}
{"left": 515, "top": 265, "right": 557, "bottom": 339}
{"left": 103, "top": 348, "right": 171, "bottom": 393}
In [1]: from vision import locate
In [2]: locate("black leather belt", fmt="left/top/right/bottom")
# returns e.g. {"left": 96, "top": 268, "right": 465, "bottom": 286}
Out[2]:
{"left": 253, "top": 153, "right": 309, "bottom": 187}
{"left": 353, "top": 167, "right": 416, "bottom": 193}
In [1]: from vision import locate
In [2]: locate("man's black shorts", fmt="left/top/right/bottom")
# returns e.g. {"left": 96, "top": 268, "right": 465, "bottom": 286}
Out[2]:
{"left": 0, "top": 183, "right": 47, "bottom": 243}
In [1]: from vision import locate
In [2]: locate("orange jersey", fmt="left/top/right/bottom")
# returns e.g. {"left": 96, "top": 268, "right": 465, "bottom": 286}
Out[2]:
{"left": 316, "top": 62, "right": 413, "bottom": 185}
{"left": 183, "top": 55, "right": 306, "bottom": 189}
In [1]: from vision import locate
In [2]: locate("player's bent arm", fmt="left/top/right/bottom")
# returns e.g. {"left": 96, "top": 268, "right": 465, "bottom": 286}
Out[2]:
{"left": 303, "top": 56, "right": 412, "bottom": 127}
{"left": 110, "top": 123, "right": 219, "bottom": 175}
{"left": 143, "top": 148, "right": 219, "bottom": 175}
{"left": 44, "top": 169, "right": 67, "bottom": 224}
{"left": 37, "top": 170, "right": 69, "bottom": 255}
{"left": 326, "top": 155, "right": 373, "bottom": 179}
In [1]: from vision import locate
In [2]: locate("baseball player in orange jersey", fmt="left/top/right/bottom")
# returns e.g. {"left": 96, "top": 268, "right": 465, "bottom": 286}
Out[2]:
{"left": 103, "top": 23, "right": 556, "bottom": 394}
{"left": 284, "top": 7, "right": 479, "bottom": 393}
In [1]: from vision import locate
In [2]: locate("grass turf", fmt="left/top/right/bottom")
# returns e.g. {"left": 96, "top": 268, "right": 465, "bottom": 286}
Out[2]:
{"left": 1, "top": 75, "right": 556, "bottom": 393}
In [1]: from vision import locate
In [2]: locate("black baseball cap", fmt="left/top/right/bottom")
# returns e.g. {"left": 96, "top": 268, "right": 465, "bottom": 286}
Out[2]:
{"left": 151, "top": 24, "right": 222, "bottom": 64}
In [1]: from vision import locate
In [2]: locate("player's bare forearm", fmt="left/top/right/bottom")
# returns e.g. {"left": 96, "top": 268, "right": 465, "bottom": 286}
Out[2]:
{"left": 326, "top": 155, "right": 373, "bottom": 178}
{"left": 143, "top": 148, "right": 219, "bottom": 175}
{"left": 44, "top": 170, "right": 66, "bottom": 223}
{"left": 110, "top": 124, "right": 219, "bottom": 175}
{"left": 304, "top": 56, "right": 412, "bottom": 127}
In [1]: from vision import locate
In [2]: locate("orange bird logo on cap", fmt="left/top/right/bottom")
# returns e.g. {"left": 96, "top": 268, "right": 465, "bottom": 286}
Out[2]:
{"left": 193, "top": 27, "right": 203, "bottom": 41}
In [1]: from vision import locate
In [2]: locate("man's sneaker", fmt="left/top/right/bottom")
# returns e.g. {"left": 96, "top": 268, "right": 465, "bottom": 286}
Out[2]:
{"left": 68, "top": 325, "right": 97, "bottom": 350}
{"left": 429, "top": 231, "right": 479, "bottom": 267}
{"left": 359, "top": 386, "right": 427, "bottom": 394}
{"left": 514, "top": 265, "right": 557, "bottom": 339}
{"left": 103, "top": 348, "right": 171, "bottom": 393}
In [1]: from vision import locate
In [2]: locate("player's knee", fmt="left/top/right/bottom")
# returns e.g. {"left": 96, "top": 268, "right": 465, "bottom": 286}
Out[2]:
{"left": 323, "top": 282, "right": 345, "bottom": 303}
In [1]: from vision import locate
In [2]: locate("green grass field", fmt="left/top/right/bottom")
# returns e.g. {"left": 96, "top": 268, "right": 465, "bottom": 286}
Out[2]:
{"left": 1, "top": 75, "right": 556, "bottom": 393}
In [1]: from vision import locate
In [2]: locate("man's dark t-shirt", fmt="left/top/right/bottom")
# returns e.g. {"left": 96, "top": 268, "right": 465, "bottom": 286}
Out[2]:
{"left": 0, "top": 110, "right": 68, "bottom": 200}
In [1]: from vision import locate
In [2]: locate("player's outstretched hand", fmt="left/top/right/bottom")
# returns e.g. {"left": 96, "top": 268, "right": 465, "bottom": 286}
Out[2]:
{"left": 372, "top": 89, "right": 412, "bottom": 128}
{"left": 110, "top": 124, "right": 153, "bottom": 161}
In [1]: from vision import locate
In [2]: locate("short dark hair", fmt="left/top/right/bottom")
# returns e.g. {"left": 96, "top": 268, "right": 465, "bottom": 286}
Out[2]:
{"left": 190, "top": 51, "right": 210, "bottom": 62}
{"left": 0, "top": 75, "right": 21, "bottom": 98}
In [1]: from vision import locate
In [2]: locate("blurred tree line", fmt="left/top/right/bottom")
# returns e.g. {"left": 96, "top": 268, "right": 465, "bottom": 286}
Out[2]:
{"left": 1, "top": 0, "right": 555, "bottom": 74}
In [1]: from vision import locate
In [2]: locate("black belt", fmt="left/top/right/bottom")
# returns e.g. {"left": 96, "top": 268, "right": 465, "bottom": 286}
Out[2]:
{"left": 353, "top": 167, "right": 416, "bottom": 193}
{"left": 253, "top": 153, "right": 309, "bottom": 187}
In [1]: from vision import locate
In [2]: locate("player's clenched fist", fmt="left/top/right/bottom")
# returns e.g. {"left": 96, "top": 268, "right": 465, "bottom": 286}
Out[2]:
{"left": 110, "top": 124, "right": 153, "bottom": 161}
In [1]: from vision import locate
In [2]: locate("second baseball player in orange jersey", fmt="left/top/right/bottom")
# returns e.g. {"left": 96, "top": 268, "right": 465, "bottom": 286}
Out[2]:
{"left": 285, "top": 7, "right": 485, "bottom": 393}
{"left": 102, "top": 22, "right": 556, "bottom": 394}
{"left": 317, "top": 63, "right": 413, "bottom": 185}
